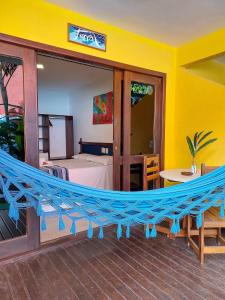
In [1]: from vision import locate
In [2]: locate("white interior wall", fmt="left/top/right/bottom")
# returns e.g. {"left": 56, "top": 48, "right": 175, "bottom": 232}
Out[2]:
{"left": 38, "top": 57, "right": 113, "bottom": 242}
{"left": 38, "top": 56, "right": 113, "bottom": 157}
{"left": 38, "top": 89, "right": 71, "bottom": 115}
{"left": 70, "top": 77, "right": 113, "bottom": 154}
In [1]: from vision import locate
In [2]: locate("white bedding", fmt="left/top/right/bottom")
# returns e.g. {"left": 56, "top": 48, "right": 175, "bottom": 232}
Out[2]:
{"left": 51, "top": 158, "right": 113, "bottom": 190}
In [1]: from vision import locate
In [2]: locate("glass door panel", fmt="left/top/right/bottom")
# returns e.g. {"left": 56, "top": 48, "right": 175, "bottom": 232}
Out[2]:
{"left": 122, "top": 71, "right": 163, "bottom": 191}
{"left": 0, "top": 55, "right": 26, "bottom": 240}
{"left": 131, "top": 82, "right": 155, "bottom": 155}
{"left": 0, "top": 41, "right": 39, "bottom": 259}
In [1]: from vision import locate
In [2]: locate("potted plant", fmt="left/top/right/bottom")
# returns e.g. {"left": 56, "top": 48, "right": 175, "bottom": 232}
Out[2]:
{"left": 186, "top": 131, "right": 217, "bottom": 173}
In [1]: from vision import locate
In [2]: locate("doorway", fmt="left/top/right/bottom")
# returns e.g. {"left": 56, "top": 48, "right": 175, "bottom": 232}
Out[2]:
{"left": 114, "top": 71, "right": 164, "bottom": 191}
{"left": 0, "top": 35, "right": 165, "bottom": 259}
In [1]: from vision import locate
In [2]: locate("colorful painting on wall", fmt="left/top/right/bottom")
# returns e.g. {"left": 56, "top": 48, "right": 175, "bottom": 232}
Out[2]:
{"left": 68, "top": 24, "right": 106, "bottom": 51}
{"left": 93, "top": 91, "right": 113, "bottom": 125}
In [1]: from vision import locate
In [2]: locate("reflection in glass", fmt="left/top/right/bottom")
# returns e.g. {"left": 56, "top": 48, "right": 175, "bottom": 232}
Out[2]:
{"left": 0, "top": 55, "right": 26, "bottom": 241}
{"left": 130, "top": 82, "right": 155, "bottom": 191}
{"left": 131, "top": 82, "right": 155, "bottom": 155}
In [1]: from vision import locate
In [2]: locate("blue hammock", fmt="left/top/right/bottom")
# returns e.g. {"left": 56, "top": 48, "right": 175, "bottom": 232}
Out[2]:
{"left": 0, "top": 149, "right": 225, "bottom": 239}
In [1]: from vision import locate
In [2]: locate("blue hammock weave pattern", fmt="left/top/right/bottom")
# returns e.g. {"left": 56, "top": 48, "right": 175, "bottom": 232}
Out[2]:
{"left": 0, "top": 149, "right": 225, "bottom": 239}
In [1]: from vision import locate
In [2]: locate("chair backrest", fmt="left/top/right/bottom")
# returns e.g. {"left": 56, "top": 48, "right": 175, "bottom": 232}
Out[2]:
{"left": 143, "top": 154, "right": 160, "bottom": 190}
{"left": 201, "top": 163, "right": 219, "bottom": 175}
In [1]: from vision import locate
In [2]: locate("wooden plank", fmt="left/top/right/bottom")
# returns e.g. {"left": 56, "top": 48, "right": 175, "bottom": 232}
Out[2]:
{"left": 0, "top": 269, "right": 13, "bottom": 300}
{"left": 2, "top": 226, "right": 225, "bottom": 298}
{"left": 48, "top": 249, "right": 92, "bottom": 300}
{"left": 113, "top": 70, "right": 122, "bottom": 190}
{"left": 65, "top": 243, "right": 125, "bottom": 300}
{"left": 97, "top": 238, "right": 185, "bottom": 300}
{"left": 130, "top": 228, "right": 225, "bottom": 299}
{"left": 134, "top": 227, "right": 225, "bottom": 290}
{"left": 27, "top": 258, "right": 56, "bottom": 300}
{"left": 122, "top": 71, "right": 132, "bottom": 191}
{"left": 0, "top": 214, "right": 12, "bottom": 240}
{"left": 0, "top": 210, "right": 24, "bottom": 237}
{"left": 3, "top": 264, "right": 29, "bottom": 299}
{"left": 65, "top": 116, "right": 74, "bottom": 158}
{"left": 204, "top": 246, "right": 225, "bottom": 254}
{"left": 188, "top": 237, "right": 199, "bottom": 256}
{"left": 69, "top": 241, "right": 141, "bottom": 300}
{"left": 59, "top": 246, "right": 108, "bottom": 299}
{"left": 16, "top": 261, "right": 43, "bottom": 300}
{"left": 37, "top": 253, "right": 76, "bottom": 299}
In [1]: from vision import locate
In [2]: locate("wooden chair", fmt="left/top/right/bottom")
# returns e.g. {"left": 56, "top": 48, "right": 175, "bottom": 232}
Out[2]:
{"left": 142, "top": 154, "right": 160, "bottom": 190}
{"left": 187, "top": 163, "right": 225, "bottom": 264}
{"left": 143, "top": 155, "right": 173, "bottom": 236}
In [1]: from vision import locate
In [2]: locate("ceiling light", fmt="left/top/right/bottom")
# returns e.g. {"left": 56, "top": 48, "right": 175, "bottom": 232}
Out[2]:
{"left": 37, "top": 64, "right": 44, "bottom": 69}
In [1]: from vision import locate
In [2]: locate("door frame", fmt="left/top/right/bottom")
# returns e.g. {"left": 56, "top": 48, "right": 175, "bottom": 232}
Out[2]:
{"left": 0, "top": 33, "right": 165, "bottom": 253}
{"left": 122, "top": 71, "right": 165, "bottom": 190}
{"left": 0, "top": 32, "right": 166, "bottom": 189}
{"left": 0, "top": 42, "right": 39, "bottom": 259}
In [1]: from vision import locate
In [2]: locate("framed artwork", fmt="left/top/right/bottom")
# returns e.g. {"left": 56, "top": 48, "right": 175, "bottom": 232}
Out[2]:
{"left": 93, "top": 91, "right": 113, "bottom": 125}
{"left": 68, "top": 23, "right": 106, "bottom": 51}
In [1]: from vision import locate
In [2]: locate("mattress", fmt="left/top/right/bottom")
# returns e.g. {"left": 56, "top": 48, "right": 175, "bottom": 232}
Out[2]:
{"left": 51, "top": 158, "right": 113, "bottom": 190}
{"left": 40, "top": 157, "right": 113, "bottom": 242}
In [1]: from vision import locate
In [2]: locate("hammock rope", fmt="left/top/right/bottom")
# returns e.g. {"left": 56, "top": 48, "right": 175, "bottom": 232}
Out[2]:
{"left": 0, "top": 149, "right": 225, "bottom": 239}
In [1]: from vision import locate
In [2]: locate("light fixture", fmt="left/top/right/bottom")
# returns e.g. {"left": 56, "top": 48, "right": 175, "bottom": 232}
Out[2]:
{"left": 37, "top": 64, "right": 44, "bottom": 69}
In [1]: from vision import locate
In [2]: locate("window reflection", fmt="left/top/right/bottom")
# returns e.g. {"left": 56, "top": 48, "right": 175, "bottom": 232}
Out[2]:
{"left": 0, "top": 55, "right": 24, "bottom": 160}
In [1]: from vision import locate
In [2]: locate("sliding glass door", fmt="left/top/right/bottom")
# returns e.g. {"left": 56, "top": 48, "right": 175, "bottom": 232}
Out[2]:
{"left": 0, "top": 42, "right": 39, "bottom": 259}
{"left": 113, "top": 70, "right": 165, "bottom": 191}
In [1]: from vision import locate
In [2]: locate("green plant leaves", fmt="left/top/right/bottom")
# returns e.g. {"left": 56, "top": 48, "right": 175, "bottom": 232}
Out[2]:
{"left": 196, "top": 138, "right": 218, "bottom": 153}
{"left": 186, "top": 130, "right": 217, "bottom": 159}
{"left": 186, "top": 136, "right": 196, "bottom": 157}
{"left": 198, "top": 131, "right": 213, "bottom": 145}
{"left": 193, "top": 132, "right": 198, "bottom": 148}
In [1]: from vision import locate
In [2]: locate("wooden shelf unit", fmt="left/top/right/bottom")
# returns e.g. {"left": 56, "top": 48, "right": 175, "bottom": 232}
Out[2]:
{"left": 38, "top": 114, "right": 74, "bottom": 160}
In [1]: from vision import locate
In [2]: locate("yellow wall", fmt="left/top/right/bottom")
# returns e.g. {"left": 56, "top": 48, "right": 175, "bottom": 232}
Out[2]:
{"left": 175, "top": 30, "right": 225, "bottom": 168}
{"left": 177, "top": 28, "right": 225, "bottom": 66}
{"left": 2, "top": 0, "right": 225, "bottom": 169}
{"left": 186, "top": 60, "right": 225, "bottom": 86}
{"left": 0, "top": 0, "right": 176, "bottom": 168}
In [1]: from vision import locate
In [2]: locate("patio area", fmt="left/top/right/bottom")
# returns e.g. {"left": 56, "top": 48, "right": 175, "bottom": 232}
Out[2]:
{"left": 1, "top": 226, "right": 225, "bottom": 300}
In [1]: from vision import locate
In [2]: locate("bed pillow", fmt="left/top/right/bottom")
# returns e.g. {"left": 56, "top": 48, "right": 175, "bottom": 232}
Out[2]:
{"left": 72, "top": 154, "right": 92, "bottom": 160}
{"left": 87, "top": 155, "right": 113, "bottom": 166}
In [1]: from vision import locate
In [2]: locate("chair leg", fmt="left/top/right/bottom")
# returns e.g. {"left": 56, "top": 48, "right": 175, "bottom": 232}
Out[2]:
{"left": 187, "top": 215, "right": 191, "bottom": 247}
{"left": 199, "top": 214, "right": 205, "bottom": 264}
{"left": 155, "top": 178, "right": 160, "bottom": 189}
{"left": 217, "top": 228, "right": 222, "bottom": 245}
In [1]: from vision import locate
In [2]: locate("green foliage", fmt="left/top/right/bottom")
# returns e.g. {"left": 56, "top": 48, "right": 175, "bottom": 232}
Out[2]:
{"left": 186, "top": 131, "right": 217, "bottom": 158}
{"left": 0, "top": 118, "right": 24, "bottom": 161}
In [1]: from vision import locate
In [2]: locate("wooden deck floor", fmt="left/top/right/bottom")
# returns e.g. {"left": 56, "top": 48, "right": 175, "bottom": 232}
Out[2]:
{"left": 0, "top": 209, "right": 26, "bottom": 241}
{"left": 1, "top": 226, "right": 225, "bottom": 299}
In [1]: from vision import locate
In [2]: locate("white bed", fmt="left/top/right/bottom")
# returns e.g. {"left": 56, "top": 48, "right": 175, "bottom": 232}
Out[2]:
{"left": 39, "top": 145, "right": 113, "bottom": 242}
{"left": 51, "top": 157, "right": 113, "bottom": 190}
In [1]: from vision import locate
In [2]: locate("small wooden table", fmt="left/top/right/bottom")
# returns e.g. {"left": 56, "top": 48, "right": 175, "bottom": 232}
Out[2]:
{"left": 160, "top": 168, "right": 201, "bottom": 183}
{"left": 159, "top": 168, "right": 201, "bottom": 237}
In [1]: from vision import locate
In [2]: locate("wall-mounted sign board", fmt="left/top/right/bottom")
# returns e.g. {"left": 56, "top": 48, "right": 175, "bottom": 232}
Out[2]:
{"left": 68, "top": 23, "right": 106, "bottom": 51}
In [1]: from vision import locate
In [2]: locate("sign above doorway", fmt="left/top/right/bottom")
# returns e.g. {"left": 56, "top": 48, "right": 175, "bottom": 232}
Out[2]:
{"left": 68, "top": 23, "right": 106, "bottom": 51}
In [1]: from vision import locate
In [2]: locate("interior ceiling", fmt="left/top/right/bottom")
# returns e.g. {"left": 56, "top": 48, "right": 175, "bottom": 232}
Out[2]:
{"left": 47, "top": 0, "right": 225, "bottom": 46}
{"left": 37, "top": 55, "right": 112, "bottom": 90}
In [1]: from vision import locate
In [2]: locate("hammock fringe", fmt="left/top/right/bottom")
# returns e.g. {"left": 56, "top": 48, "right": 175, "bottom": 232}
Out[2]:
{"left": 0, "top": 149, "right": 225, "bottom": 240}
